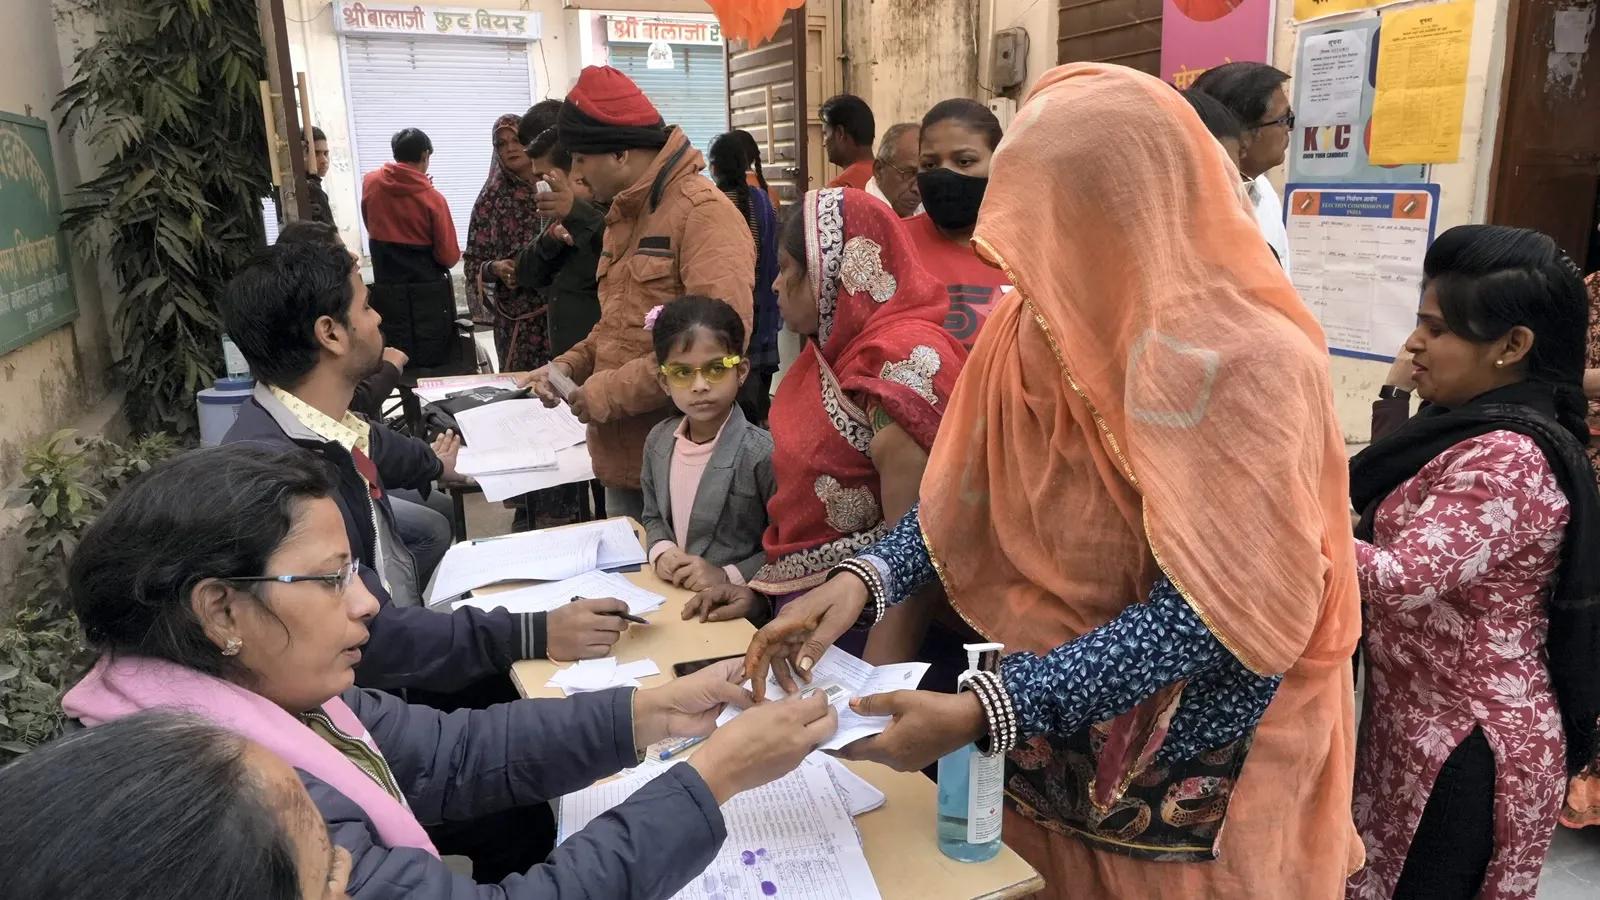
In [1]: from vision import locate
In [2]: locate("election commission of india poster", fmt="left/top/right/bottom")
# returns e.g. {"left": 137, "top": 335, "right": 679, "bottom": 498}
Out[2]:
{"left": 1285, "top": 185, "right": 1438, "bottom": 362}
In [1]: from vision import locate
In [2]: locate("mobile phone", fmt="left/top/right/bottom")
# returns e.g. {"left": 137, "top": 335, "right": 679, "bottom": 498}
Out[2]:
{"left": 671, "top": 654, "right": 744, "bottom": 678}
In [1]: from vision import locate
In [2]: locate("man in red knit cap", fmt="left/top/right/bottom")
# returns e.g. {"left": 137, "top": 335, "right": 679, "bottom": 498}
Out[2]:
{"left": 525, "top": 66, "right": 753, "bottom": 520}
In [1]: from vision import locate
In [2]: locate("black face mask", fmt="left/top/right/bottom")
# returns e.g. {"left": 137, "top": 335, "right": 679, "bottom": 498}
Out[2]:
{"left": 916, "top": 168, "right": 988, "bottom": 232}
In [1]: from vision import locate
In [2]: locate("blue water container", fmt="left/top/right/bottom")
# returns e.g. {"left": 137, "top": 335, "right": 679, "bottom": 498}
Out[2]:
{"left": 197, "top": 376, "right": 255, "bottom": 447}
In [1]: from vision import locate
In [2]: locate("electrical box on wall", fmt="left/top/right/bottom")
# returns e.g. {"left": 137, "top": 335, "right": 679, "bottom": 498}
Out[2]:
{"left": 986, "top": 97, "right": 1016, "bottom": 130}
{"left": 990, "top": 27, "right": 1029, "bottom": 92}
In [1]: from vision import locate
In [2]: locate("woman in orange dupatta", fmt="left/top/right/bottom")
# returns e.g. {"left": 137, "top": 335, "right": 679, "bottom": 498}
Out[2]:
{"left": 743, "top": 64, "right": 1364, "bottom": 897}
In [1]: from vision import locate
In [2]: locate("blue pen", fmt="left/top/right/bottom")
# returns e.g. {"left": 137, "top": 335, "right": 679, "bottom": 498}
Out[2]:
{"left": 658, "top": 735, "right": 707, "bottom": 760}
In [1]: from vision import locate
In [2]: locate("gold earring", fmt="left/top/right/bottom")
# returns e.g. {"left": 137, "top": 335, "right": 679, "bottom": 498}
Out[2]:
{"left": 221, "top": 637, "right": 243, "bottom": 656}
{"left": 1495, "top": 360, "right": 1505, "bottom": 368}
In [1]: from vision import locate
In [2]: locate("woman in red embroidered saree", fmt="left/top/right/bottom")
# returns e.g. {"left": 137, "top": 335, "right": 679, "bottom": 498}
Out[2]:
{"left": 683, "top": 188, "right": 966, "bottom": 650}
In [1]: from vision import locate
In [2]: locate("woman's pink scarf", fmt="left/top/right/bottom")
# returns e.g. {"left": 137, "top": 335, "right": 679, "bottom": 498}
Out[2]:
{"left": 63, "top": 655, "right": 439, "bottom": 855}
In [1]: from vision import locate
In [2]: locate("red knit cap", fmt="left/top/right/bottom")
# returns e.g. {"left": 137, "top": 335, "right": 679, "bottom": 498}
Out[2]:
{"left": 567, "top": 66, "right": 662, "bottom": 127}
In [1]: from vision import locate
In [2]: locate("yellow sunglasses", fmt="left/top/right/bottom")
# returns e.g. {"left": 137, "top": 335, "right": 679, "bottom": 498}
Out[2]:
{"left": 659, "top": 355, "right": 743, "bottom": 388}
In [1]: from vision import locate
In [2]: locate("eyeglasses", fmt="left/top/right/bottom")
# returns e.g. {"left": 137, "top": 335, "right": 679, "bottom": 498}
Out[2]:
{"left": 1256, "top": 108, "right": 1295, "bottom": 130}
{"left": 660, "top": 355, "right": 743, "bottom": 388}
{"left": 880, "top": 160, "right": 917, "bottom": 179}
{"left": 224, "top": 560, "right": 361, "bottom": 593}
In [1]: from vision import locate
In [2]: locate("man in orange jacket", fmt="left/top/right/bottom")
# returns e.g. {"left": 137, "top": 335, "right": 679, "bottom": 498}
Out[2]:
{"left": 525, "top": 67, "right": 754, "bottom": 520}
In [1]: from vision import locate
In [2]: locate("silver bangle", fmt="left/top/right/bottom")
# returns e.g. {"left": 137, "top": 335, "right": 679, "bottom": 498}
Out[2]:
{"left": 961, "top": 670, "right": 1018, "bottom": 756}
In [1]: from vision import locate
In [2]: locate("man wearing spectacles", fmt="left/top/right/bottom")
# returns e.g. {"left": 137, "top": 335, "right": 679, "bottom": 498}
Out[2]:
{"left": 865, "top": 122, "right": 924, "bottom": 218}
{"left": 221, "top": 242, "right": 635, "bottom": 708}
{"left": 1192, "top": 62, "right": 1296, "bottom": 276}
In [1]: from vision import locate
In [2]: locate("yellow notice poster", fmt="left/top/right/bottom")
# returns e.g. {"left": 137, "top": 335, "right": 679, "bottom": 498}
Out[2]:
{"left": 1369, "top": 2, "right": 1474, "bottom": 165}
{"left": 1294, "top": 0, "right": 1399, "bottom": 22}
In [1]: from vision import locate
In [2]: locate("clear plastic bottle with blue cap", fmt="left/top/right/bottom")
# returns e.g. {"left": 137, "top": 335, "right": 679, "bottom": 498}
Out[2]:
{"left": 936, "top": 641, "right": 1005, "bottom": 861}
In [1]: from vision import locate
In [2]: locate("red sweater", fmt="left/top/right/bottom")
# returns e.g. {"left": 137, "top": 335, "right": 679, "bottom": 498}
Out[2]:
{"left": 360, "top": 163, "right": 460, "bottom": 269}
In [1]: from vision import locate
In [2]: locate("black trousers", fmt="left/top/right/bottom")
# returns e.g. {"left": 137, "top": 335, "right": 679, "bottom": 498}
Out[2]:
{"left": 1393, "top": 726, "right": 1496, "bottom": 899}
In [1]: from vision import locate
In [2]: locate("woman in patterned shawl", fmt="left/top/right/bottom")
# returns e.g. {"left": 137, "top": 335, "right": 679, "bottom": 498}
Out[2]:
{"left": 462, "top": 112, "right": 549, "bottom": 372}
{"left": 682, "top": 188, "right": 966, "bottom": 655}
{"left": 743, "top": 65, "right": 1365, "bottom": 898}
{"left": 462, "top": 113, "right": 579, "bottom": 525}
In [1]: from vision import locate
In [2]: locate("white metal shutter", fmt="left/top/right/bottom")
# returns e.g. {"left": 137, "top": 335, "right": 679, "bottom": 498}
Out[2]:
{"left": 609, "top": 43, "right": 729, "bottom": 160}
{"left": 343, "top": 35, "right": 534, "bottom": 258}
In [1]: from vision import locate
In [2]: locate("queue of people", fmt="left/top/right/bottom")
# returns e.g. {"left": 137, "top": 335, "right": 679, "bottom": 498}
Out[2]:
{"left": 4, "top": 59, "right": 1599, "bottom": 900}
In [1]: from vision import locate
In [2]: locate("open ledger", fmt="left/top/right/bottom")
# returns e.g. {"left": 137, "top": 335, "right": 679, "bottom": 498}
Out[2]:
{"left": 715, "top": 647, "right": 929, "bottom": 751}
{"left": 557, "top": 759, "right": 882, "bottom": 900}
{"left": 425, "top": 519, "right": 648, "bottom": 604}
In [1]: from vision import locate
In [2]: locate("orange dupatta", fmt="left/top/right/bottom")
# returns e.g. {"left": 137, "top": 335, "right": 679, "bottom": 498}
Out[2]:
{"left": 919, "top": 65, "right": 1363, "bottom": 895}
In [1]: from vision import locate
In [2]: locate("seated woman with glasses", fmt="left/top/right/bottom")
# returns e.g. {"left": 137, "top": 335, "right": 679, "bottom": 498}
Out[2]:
{"left": 59, "top": 443, "right": 837, "bottom": 900}
{"left": 639, "top": 296, "right": 776, "bottom": 600}
{"left": 0, "top": 710, "right": 350, "bottom": 900}
{"left": 682, "top": 189, "right": 968, "bottom": 667}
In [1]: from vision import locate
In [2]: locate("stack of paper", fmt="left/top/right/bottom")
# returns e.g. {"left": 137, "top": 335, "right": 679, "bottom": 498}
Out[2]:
{"left": 715, "top": 646, "right": 929, "bottom": 751}
{"left": 557, "top": 760, "right": 881, "bottom": 900}
{"left": 455, "top": 446, "right": 557, "bottom": 477}
{"left": 455, "top": 569, "right": 666, "bottom": 617}
{"left": 546, "top": 657, "right": 661, "bottom": 695}
{"left": 425, "top": 519, "right": 649, "bottom": 604}
{"left": 452, "top": 399, "right": 592, "bottom": 498}
{"left": 414, "top": 374, "right": 518, "bottom": 405}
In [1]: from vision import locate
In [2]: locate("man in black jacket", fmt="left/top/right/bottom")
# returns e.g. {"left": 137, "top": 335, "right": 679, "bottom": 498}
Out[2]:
{"left": 219, "top": 241, "right": 633, "bottom": 701}
{"left": 512, "top": 128, "right": 603, "bottom": 357}
{"left": 305, "top": 126, "right": 336, "bottom": 227}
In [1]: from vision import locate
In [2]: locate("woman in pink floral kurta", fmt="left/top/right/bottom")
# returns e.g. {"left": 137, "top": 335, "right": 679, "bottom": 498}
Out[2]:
{"left": 1346, "top": 225, "right": 1600, "bottom": 900}
{"left": 1350, "top": 430, "right": 1569, "bottom": 899}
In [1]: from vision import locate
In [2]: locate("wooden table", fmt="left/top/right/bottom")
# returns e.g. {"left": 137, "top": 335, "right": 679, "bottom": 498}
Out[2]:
{"left": 502, "top": 520, "right": 1045, "bottom": 900}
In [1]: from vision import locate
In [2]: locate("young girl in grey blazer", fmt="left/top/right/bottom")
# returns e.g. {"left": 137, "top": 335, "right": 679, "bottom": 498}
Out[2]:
{"left": 640, "top": 296, "right": 775, "bottom": 607}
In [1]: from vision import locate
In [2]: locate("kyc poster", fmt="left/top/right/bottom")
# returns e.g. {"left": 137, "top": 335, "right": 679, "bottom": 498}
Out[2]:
{"left": 1161, "top": 0, "right": 1274, "bottom": 89}
{"left": 1285, "top": 184, "right": 1438, "bottom": 361}
{"left": 1287, "top": 17, "right": 1427, "bottom": 185}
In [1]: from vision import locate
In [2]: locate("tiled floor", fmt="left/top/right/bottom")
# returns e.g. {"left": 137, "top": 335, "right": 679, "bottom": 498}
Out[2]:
{"left": 1540, "top": 824, "right": 1600, "bottom": 897}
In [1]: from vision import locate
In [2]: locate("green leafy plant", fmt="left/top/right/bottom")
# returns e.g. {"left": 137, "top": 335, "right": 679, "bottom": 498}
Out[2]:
{"left": 55, "top": 0, "right": 271, "bottom": 435}
{"left": 1, "top": 430, "right": 179, "bottom": 759}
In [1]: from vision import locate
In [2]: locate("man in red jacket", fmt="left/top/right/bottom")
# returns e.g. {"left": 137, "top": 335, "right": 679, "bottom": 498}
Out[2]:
{"left": 360, "top": 128, "right": 462, "bottom": 367}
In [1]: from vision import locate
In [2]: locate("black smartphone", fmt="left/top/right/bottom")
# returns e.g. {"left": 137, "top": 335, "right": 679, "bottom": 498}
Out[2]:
{"left": 671, "top": 654, "right": 744, "bottom": 678}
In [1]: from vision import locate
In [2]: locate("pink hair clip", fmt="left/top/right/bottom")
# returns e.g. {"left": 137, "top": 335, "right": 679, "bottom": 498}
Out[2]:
{"left": 643, "top": 304, "right": 664, "bottom": 331}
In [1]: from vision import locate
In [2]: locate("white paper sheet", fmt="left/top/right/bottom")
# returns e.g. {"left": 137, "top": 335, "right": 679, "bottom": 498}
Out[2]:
{"left": 455, "top": 446, "right": 557, "bottom": 477}
{"left": 1299, "top": 30, "right": 1368, "bottom": 126}
{"left": 717, "top": 647, "right": 930, "bottom": 751}
{"left": 425, "top": 530, "right": 601, "bottom": 603}
{"left": 804, "top": 754, "right": 885, "bottom": 817}
{"left": 453, "top": 399, "right": 588, "bottom": 455}
{"left": 558, "top": 762, "right": 881, "bottom": 900}
{"left": 475, "top": 444, "right": 595, "bottom": 501}
{"left": 454, "top": 569, "right": 666, "bottom": 617}
{"left": 551, "top": 518, "right": 649, "bottom": 570}
{"left": 546, "top": 657, "right": 663, "bottom": 695}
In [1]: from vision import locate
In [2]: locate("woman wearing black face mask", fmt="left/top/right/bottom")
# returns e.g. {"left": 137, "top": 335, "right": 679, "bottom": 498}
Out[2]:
{"left": 903, "top": 98, "right": 1009, "bottom": 351}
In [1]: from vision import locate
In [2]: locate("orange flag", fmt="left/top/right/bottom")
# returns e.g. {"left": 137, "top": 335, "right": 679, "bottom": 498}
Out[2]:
{"left": 707, "top": 0, "right": 805, "bottom": 47}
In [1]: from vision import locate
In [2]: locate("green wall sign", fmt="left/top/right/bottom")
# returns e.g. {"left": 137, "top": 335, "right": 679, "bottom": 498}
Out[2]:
{"left": 0, "top": 110, "right": 77, "bottom": 356}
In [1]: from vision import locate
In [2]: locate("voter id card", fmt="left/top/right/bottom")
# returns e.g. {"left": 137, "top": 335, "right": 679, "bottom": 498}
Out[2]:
{"left": 799, "top": 682, "right": 850, "bottom": 707}
{"left": 547, "top": 367, "right": 578, "bottom": 402}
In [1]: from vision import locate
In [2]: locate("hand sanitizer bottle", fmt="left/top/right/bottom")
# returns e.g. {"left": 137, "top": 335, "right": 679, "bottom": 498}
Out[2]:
{"left": 937, "top": 641, "right": 1006, "bottom": 862}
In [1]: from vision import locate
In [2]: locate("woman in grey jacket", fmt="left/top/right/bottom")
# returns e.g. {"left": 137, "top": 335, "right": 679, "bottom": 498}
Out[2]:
{"left": 60, "top": 444, "right": 835, "bottom": 899}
